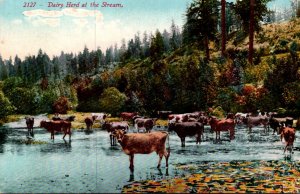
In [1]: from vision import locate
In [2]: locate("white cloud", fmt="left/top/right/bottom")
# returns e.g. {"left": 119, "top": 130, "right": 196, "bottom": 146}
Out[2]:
{"left": 22, "top": 8, "right": 103, "bottom": 27}
{"left": 72, "top": 18, "right": 89, "bottom": 28}
{"left": 30, "top": 17, "right": 60, "bottom": 27}
{"left": 23, "top": 9, "right": 63, "bottom": 18}
{"left": 12, "top": 19, "right": 22, "bottom": 25}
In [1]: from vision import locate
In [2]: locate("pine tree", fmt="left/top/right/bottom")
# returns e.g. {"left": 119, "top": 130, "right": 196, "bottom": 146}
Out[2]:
{"left": 184, "top": 0, "right": 219, "bottom": 60}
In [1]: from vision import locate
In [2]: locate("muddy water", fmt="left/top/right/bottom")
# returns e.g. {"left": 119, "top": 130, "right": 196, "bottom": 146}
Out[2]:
{"left": 0, "top": 119, "right": 299, "bottom": 193}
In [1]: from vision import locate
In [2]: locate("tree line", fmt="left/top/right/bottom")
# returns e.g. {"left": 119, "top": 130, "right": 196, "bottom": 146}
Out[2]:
{"left": 0, "top": 0, "right": 299, "bottom": 120}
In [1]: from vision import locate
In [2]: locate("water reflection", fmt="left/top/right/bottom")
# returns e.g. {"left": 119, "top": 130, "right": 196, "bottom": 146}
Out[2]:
{"left": 100, "top": 146, "right": 122, "bottom": 156}
{"left": 129, "top": 167, "right": 169, "bottom": 182}
{"left": 40, "top": 140, "right": 72, "bottom": 153}
{"left": 0, "top": 129, "right": 7, "bottom": 153}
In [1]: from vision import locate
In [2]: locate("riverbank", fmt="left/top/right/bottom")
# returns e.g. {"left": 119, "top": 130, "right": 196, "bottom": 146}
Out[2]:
{"left": 0, "top": 112, "right": 169, "bottom": 130}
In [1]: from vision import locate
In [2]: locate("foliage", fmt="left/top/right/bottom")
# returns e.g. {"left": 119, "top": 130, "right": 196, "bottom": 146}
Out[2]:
{"left": 233, "top": 0, "right": 271, "bottom": 34}
{"left": 123, "top": 160, "right": 300, "bottom": 193}
{"left": 0, "top": 91, "right": 14, "bottom": 119}
{"left": 99, "top": 87, "right": 127, "bottom": 116}
{"left": 52, "top": 96, "right": 71, "bottom": 114}
{"left": 183, "top": 0, "right": 219, "bottom": 59}
{"left": 211, "top": 106, "right": 225, "bottom": 118}
{"left": 37, "top": 88, "right": 58, "bottom": 113}
{"left": 6, "top": 87, "right": 38, "bottom": 114}
{"left": 2, "top": 77, "right": 24, "bottom": 94}
{"left": 216, "top": 88, "right": 238, "bottom": 113}
{"left": 149, "top": 30, "right": 165, "bottom": 60}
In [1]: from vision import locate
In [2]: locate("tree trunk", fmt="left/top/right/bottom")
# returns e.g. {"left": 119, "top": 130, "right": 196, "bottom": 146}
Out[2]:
{"left": 221, "top": 0, "right": 226, "bottom": 56}
{"left": 249, "top": 0, "right": 255, "bottom": 64}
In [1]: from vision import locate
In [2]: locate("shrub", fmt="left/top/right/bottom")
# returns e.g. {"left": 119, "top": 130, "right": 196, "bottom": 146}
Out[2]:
{"left": 99, "top": 87, "right": 127, "bottom": 116}
{"left": 52, "top": 96, "right": 71, "bottom": 114}
{"left": 0, "top": 92, "right": 14, "bottom": 119}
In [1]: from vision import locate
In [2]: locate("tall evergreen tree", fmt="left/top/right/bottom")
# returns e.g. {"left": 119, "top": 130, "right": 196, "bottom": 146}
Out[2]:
{"left": 221, "top": 0, "right": 226, "bottom": 55}
{"left": 149, "top": 30, "right": 165, "bottom": 60}
{"left": 14, "top": 55, "right": 22, "bottom": 78}
{"left": 142, "top": 31, "right": 150, "bottom": 58}
{"left": 234, "top": 0, "right": 271, "bottom": 64}
{"left": 0, "top": 55, "right": 8, "bottom": 80}
{"left": 7, "top": 57, "right": 15, "bottom": 77}
{"left": 162, "top": 29, "right": 170, "bottom": 53}
{"left": 184, "top": 0, "right": 219, "bottom": 60}
{"left": 169, "top": 20, "right": 182, "bottom": 51}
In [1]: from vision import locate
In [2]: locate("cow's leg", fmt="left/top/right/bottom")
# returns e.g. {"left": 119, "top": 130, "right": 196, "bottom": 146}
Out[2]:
{"left": 110, "top": 134, "right": 112, "bottom": 146}
{"left": 180, "top": 137, "right": 185, "bottom": 147}
{"left": 196, "top": 133, "right": 201, "bottom": 144}
{"left": 164, "top": 148, "right": 170, "bottom": 168}
{"left": 284, "top": 144, "right": 288, "bottom": 154}
{"left": 129, "top": 154, "right": 134, "bottom": 171}
{"left": 157, "top": 153, "right": 163, "bottom": 168}
{"left": 31, "top": 128, "right": 34, "bottom": 137}
{"left": 63, "top": 133, "right": 66, "bottom": 139}
{"left": 215, "top": 131, "right": 217, "bottom": 141}
{"left": 69, "top": 130, "right": 71, "bottom": 140}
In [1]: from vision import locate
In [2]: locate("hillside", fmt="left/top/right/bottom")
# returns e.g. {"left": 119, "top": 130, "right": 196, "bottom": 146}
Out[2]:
{"left": 107, "top": 18, "right": 300, "bottom": 116}
{"left": 0, "top": 19, "right": 299, "bottom": 120}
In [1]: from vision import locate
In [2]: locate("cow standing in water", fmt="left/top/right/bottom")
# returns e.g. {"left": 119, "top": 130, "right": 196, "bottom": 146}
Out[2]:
{"left": 134, "top": 118, "right": 157, "bottom": 133}
{"left": 168, "top": 122, "right": 203, "bottom": 147}
{"left": 209, "top": 117, "right": 235, "bottom": 142}
{"left": 84, "top": 115, "right": 98, "bottom": 131}
{"left": 280, "top": 126, "right": 296, "bottom": 155}
{"left": 102, "top": 121, "right": 129, "bottom": 146}
{"left": 120, "top": 112, "right": 138, "bottom": 122}
{"left": 113, "top": 129, "right": 170, "bottom": 171}
{"left": 40, "top": 120, "right": 72, "bottom": 140}
{"left": 25, "top": 116, "right": 34, "bottom": 137}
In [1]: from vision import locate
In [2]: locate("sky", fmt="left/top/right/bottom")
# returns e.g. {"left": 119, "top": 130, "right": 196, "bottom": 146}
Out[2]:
{"left": 0, "top": 0, "right": 292, "bottom": 60}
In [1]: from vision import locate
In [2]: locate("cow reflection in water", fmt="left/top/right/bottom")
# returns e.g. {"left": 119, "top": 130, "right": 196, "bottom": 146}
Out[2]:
{"left": 112, "top": 129, "right": 170, "bottom": 172}
{"left": 129, "top": 167, "right": 169, "bottom": 182}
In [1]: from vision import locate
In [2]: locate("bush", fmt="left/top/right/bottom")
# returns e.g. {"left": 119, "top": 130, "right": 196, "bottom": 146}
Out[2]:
{"left": 0, "top": 92, "right": 14, "bottom": 119}
{"left": 7, "top": 87, "right": 37, "bottom": 114}
{"left": 211, "top": 106, "right": 225, "bottom": 118}
{"left": 99, "top": 87, "right": 127, "bottom": 116}
{"left": 52, "top": 96, "right": 71, "bottom": 114}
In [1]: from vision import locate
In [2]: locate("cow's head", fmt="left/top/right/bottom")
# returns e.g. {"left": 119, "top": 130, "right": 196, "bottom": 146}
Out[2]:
{"left": 168, "top": 122, "right": 176, "bottom": 131}
{"left": 40, "top": 120, "right": 46, "bottom": 128}
{"left": 102, "top": 121, "right": 110, "bottom": 131}
{"left": 68, "top": 116, "right": 76, "bottom": 122}
{"left": 112, "top": 129, "right": 126, "bottom": 143}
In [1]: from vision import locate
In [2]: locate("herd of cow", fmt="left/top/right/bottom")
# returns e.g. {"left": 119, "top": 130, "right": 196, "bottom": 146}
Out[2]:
{"left": 22, "top": 110, "right": 299, "bottom": 171}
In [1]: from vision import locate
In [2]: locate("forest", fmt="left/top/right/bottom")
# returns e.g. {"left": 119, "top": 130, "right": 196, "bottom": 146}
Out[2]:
{"left": 0, "top": 0, "right": 300, "bottom": 122}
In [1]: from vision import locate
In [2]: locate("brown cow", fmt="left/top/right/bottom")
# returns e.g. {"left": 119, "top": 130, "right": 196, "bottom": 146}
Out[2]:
{"left": 40, "top": 120, "right": 72, "bottom": 140}
{"left": 25, "top": 116, "right": 34, "bottom": 137}
{"left": 134, "top": 118, "right": 157, "bottom": 133}
{"left": 102, "top": 121, "right": 129, "bottom": 146}
{"left": 84, "top": 115, "right": 97, "bottom": 131}
{"left": 168, "top": 114, "right": 189, "bottom": 124}
{"left": 113, "top": 129, "right": 170, "bottom": 171}
{"left": 120, "top": 112, "right": 138, "bottom": 122}
{"left": 209, "top": 117, "right": 235, "bottom": 141}
{"left": 168, "top": 122, "right": 203, "bottom": 147}
{"left": 279, "top": 126, "right": 296, "bottom": 154}
{"left": 243, "top": 115, "right": 269, "bottom": 133}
